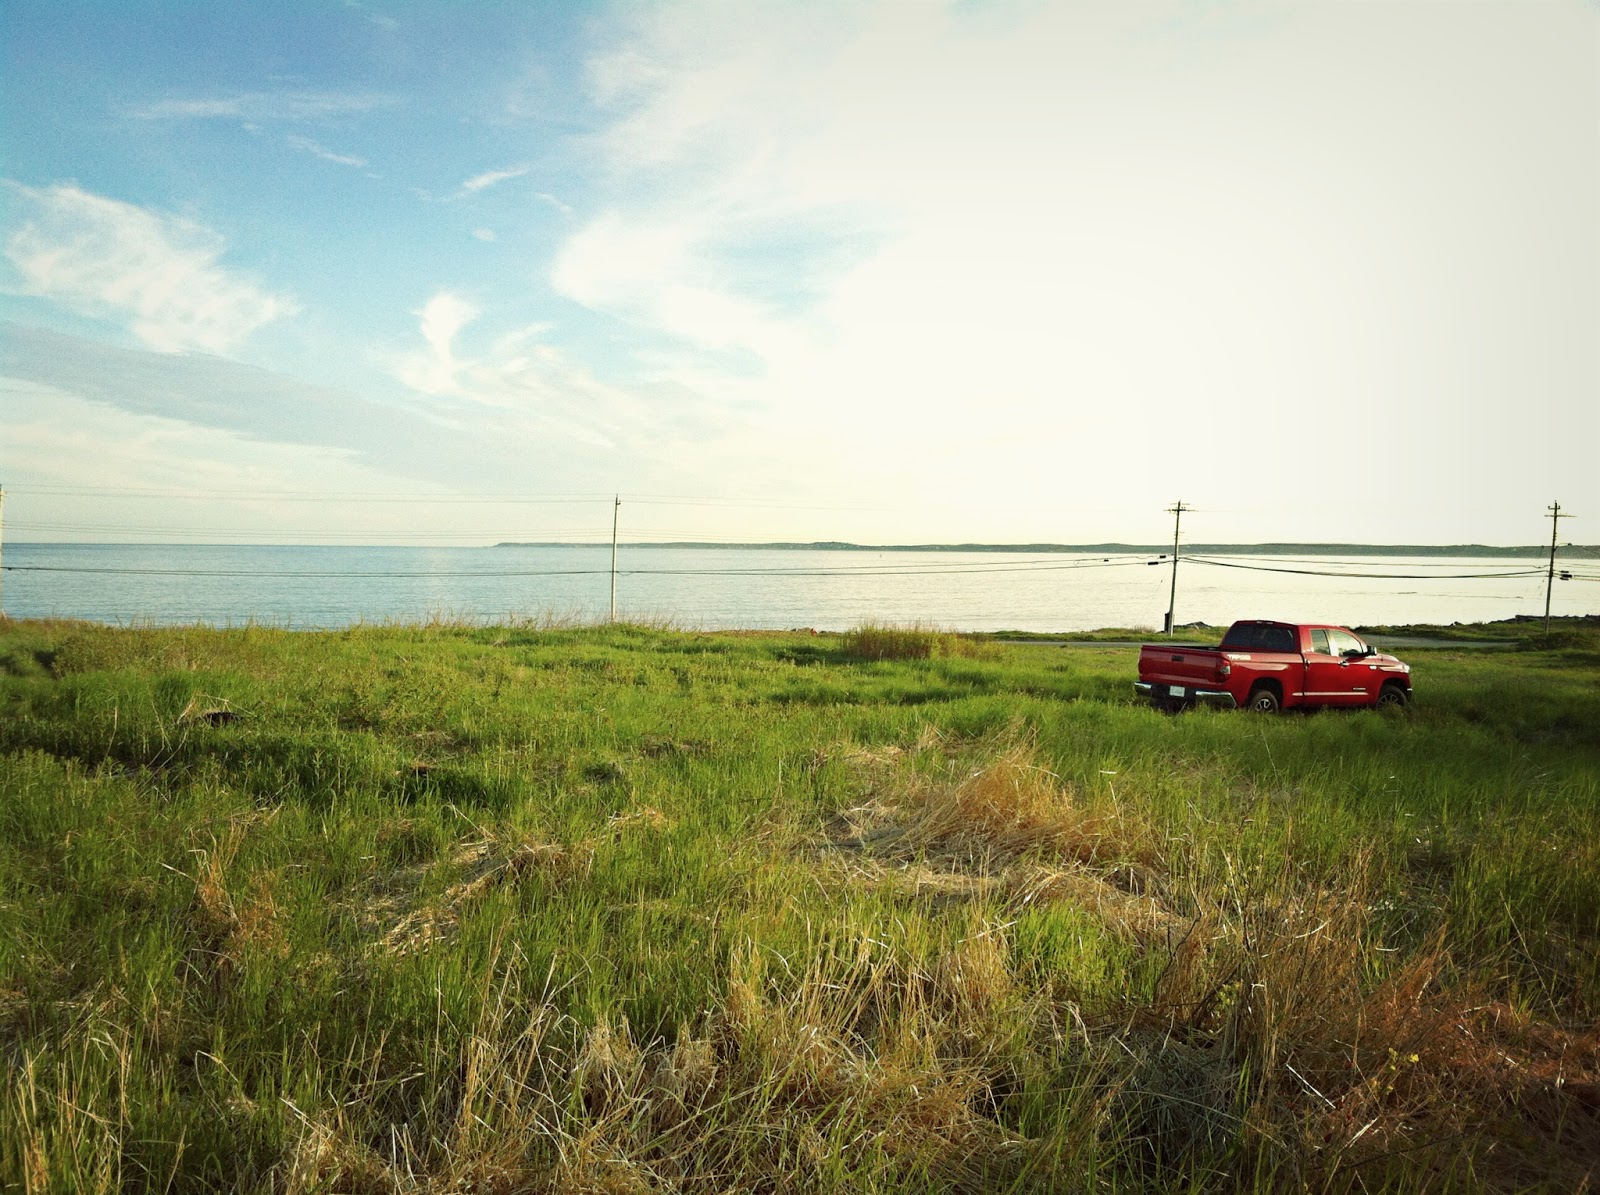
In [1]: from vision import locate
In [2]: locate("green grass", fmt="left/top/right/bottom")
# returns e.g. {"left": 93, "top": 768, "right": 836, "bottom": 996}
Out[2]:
{"left": 2, "top": 617, "right": 1597, "bottom": 1192}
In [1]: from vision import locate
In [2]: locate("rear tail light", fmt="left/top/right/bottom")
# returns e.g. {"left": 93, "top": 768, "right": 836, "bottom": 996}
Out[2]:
{"left": 1219, "top": 662, "right": 1231, "bottom": 679}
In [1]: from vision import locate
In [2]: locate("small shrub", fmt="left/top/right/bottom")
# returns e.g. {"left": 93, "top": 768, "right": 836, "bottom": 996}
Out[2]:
{"left": 844, "top": 623, "right": 938, "bottom": 661}
{"left": 842, "top": 623, "right": 986, "bottom": 661}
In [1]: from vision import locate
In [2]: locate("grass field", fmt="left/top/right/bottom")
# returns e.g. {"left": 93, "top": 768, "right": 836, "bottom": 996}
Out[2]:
{"left": 2, "top": 617, "right": 1597, "bottom": 1192}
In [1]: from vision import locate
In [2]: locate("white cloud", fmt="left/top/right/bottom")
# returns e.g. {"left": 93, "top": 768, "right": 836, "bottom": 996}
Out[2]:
{"left": 550, "top": 213, "right": 803, "bottom": 360}
{"left": 285, "top": 135, "right": 368, "bottom": 168}
{"left": 459, "top": 165, "right": 530, "bottom": 195}
{"left": 419, "top": 293, "right": 475, "bottom": 359}
{"left": 4, "top": 182, "right": 297, "bottom": 354}
{"left": 393, "top": 292, "right": 478, "bottom": 395}
{"left": 538, "top": 0, "right": 1598, "bottom": 541}
{"left": 550, "top": 214, "right": 687, "bottom": 310}
{"left": 472, "top": 228, "right": 497, "bottom": 242}
{"left": 124, "top": 90, "right": 396, "bottom": 122}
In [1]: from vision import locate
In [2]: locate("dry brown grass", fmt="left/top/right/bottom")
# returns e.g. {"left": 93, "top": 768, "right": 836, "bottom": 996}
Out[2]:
{"left": 1109, "top": 851, "right": 1600, "bottom": 1188}
{"left": 181, "top": 818, "right": 300, "bottom": 980}
{"left": 828, "top": 733, "right": 1155, "bottom": 875}
{"left": 357, "top": 808, "right": 671, "bottom": 958}
{"left": 806, "top": 735, "right": 1600, "bottom": 1188}
{"left": 1008, "top": 863, "right": 1180, "bottom": 941}
{"left": 275, "top": 928, "right": 1050, "bottom": 1193}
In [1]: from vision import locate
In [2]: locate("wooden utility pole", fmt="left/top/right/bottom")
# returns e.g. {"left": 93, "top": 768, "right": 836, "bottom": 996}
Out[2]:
{"left": 609, "top": 495, "right": 620, "bottom": 623}
{"left": 1545, "top": 501, "right": 1572, "bottom": 633}
{"left": 0, "top": 485, "right": 6, "bottom": 618}
{"left": 1164, "top": 500, "right": 1189, "bottom": 636}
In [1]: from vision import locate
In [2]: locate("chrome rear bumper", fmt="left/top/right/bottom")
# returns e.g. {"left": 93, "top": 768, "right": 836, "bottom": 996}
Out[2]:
{"left": 1135, "top": 681, "right": 1237, "bottom": 708}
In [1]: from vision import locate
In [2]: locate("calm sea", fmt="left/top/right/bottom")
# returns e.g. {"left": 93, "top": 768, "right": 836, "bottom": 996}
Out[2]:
{"left": 0, "top": 543, "right": 1584, "bottom": 632}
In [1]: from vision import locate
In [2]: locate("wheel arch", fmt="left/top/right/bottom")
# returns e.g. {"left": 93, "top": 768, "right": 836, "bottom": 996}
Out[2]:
{"left": 1376, "top": 679, "right": 1411, "bottom": 707}
{"left": 1247, "top": 677, "right": 1284, "bottom": 702}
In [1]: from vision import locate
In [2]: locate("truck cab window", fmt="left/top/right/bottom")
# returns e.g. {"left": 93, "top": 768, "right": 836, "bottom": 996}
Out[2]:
{"left": 1310, "top": 629, "right": 1331, "bottom": 655}
{"left": 1221, "top": 624, "right": 1297, "bottom": 653}
{"left": 1328, "top": 630, "right": 1365, "bottom": 657}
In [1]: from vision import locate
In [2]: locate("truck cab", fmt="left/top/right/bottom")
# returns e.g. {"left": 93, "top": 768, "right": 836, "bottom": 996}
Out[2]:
{"left": 1135, "top": 620, "right": 1412, "bottom": 713}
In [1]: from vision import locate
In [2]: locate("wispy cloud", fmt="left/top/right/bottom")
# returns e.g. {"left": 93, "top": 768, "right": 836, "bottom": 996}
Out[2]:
{"left": 458, "top": 165, "right": 531, "bottom": 196}
{"left": 551, "top": 213, "right": 798, "bottom": 359}
{"left": 4, "top": 182, "right": 297, "bottom": 354}
{"left": 385, "top": 293, "right": 719, "bottom": 451}
{"left": 124, "top": 89, "right": 396, "bottom": 123}
{"left": 285, "top": 135, "right": 368, "bottom": 168}
{"left": 343, "top": 0, "right": 398, "bottom": 32}
{"left": 4, "top": 380, "right": 387, "bottom": 505}
{"left": 0, "top": 323, "right": 614, "bottom": 504}
{"left": 392, "top": 293, "right": 477, "bottom": 395}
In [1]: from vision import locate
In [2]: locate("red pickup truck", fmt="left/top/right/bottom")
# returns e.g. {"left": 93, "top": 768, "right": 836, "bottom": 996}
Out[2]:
{"left": 1135, "top": 620, "right": 1412, "bottom": 713}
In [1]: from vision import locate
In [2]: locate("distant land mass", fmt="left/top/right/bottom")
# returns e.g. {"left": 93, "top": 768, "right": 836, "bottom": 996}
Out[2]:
{"left": 495, "top": 541, "right": 1600, "bottom": 558}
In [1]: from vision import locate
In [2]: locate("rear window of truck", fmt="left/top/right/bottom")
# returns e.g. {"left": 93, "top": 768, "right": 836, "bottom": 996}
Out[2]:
{"left": 1220, "top": 624, "right": 1297, "bottom": 652}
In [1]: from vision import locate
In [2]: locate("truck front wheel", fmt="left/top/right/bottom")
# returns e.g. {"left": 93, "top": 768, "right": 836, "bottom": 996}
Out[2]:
{"left": 1246, "top": 685, "right": 1281, "bottom": 714}
{"left": 1376, "top": 683, "right": 1410, "bottom": 710}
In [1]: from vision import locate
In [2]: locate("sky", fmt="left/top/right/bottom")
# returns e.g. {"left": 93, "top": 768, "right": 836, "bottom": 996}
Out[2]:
{"left": 1, "top": 0, "right": 1595, "bottom": 548}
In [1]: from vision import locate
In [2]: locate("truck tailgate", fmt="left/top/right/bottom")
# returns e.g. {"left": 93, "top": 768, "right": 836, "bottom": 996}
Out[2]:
{"left": 1139, "top": 647, "right": 1227, "bottom": 687}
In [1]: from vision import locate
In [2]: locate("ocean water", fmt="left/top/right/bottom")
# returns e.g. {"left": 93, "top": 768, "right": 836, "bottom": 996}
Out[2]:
{"left": 1, "top": 543, "right": 1587, "bottom": 632}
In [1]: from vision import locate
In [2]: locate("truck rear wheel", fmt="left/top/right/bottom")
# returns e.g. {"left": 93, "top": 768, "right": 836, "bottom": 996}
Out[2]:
{"left": 1246, "top": 685, "right": 1281, "bottom": 714}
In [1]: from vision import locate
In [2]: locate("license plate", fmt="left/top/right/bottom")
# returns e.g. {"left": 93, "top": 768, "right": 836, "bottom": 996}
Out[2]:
{"left": 1169, "top": 685, "right": 1187, "bottom": 698}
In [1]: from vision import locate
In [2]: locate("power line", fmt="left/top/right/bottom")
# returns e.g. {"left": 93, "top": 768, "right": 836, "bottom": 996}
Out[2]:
{"left": 1193, "top": 552, "right": 1564, "bottom": 570}
{"left": 5, "top": 523, "right": 615, "bottom": 541}
{"left": 0, "top": 556, "right": 1157, "bottom": 580}
{"left": 10, "top": 486, "right": 611, "bottom": 503}
{"left": 6, "top": 484, "right": 886, "bottom": 511}
{"left": 1185, "top": 556, "right": 1544, "bottom": 581}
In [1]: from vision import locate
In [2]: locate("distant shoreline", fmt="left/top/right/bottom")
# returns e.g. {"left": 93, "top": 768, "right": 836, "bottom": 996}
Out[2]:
{"left": 9, "top": 541, "right": 1594, "bottom": 559}
{"left": 494, "top": 540, "right": 1599, "bottom": 559}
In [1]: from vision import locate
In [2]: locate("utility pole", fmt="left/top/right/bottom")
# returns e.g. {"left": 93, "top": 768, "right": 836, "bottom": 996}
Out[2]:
{"left": 609, "top": 495, "right": 620, "bottom": 623}
{"left": 1545, "top": 501, "right": 1573, "bottom": 634}
{"left": 0, "top": 484, "right": 6, "bottom": 618}
{"left": 1164, "top": 500, "right": 1189, "bottom": 636}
